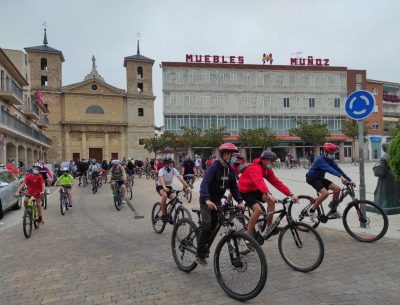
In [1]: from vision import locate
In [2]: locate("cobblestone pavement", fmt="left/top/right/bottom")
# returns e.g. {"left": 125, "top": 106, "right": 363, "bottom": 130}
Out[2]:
{"left": 1, "top": 175, "right": 400, "bottom": 305}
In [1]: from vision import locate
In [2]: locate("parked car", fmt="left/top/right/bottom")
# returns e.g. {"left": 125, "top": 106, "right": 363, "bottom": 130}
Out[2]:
{"left": 44, "top": 163, "right": 57, "bottom": 186}
{"left": 0, "top": 169, "right": 23, "bottom": 219}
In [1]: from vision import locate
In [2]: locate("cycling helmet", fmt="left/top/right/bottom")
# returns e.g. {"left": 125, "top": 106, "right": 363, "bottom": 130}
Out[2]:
{"left": 323, "top": 142, "right": 337, "bottom": 153}
{"left": 111, "top": 160, "right": 119, "bottom": 165}
{"left": 33, "top": 162, "right": 43, "bottom": 169}
{"left": 163, "top": 157, "right": 173, "bottom": 164}
{"left": 62, "top": 167, "right": 69, "bottom": 173}
{"left": 218, "top": 143, "right": 238, "bottom": 154}
{"left": 260, "top": 150, "right": 277, "bottom": 160}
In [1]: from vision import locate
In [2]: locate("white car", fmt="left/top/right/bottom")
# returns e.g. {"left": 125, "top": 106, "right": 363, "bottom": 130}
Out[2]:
{"left": 0, "top": 169, "right": 23, "bottom": 219}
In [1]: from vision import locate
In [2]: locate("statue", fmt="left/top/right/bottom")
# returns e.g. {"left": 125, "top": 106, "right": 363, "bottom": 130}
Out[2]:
{"left": 373, "top": 143, "right": 400, "bottom": 214}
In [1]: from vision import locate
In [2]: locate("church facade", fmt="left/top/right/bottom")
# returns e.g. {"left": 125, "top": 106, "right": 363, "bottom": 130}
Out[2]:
{"left": 25, "top": 31, "right": 155, "bottom": 162}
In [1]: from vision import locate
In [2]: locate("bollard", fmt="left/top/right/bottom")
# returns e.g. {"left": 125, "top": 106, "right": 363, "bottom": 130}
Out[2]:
{"left": 373, "top": 143, "right": 400, "bottom": 215}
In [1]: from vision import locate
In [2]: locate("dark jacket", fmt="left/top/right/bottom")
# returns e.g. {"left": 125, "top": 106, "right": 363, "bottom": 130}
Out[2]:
{"left": 307, "top": 155, "right": 351, "bottom": 181}
{"left": 199, "top": 160, "right": 242, "bottom": 203}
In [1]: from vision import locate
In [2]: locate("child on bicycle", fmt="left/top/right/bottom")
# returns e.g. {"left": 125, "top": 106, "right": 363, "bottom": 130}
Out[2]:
{"left": 156, "top": 157, "right": 191, "bottom": 223}
{"left": 109, "top": 160, "right": 128, "bottom": 202}
{"left": 54, "top": 167, "right": 74, "bottom": 207}
{"left": 196, "top": 143, "right": 244, "bottom": 266}
{"left": 239, "top": 150, "right": 299, "bottom": 237}
{"left": 15, "top": 162, "right": 45, "bottom": 224}
{"left": 305, "top": 142, "right": 356, "bottom": 222}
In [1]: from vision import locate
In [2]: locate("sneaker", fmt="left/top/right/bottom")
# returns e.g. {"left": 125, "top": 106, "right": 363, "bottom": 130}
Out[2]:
{"left": 195, "top": 256, "right": 208, "bottom": 266}
{"left": 68, "top": 202, "right": 73, "bottom": 208}
{"left": 309, "top": 211, "right": 319, "bottom": 223}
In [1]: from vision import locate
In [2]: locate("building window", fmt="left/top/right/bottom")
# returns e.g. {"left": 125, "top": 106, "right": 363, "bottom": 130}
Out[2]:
{"left": 91, "top": 84, "right": 97, "bottom": 91}
{"left": 138, "top": 108, "right": 144, "bottom": 116}
{"left": 283, "top": 97, "right": 290, "bottom": 108}
{"left": 344, "top": 146, "right": 352, "bottom": 158}
{"left": 137, "top": 83, "right": 143, "bottom": 92}
{"left": 86, "top": 105, "right": 104, "bottom": 114}
{"left": 25, "top": 54, "right": 28, "bottom": 65}
{"left": 41, "top": 76, "right": 48, "bottom": 86}
{"left": 137, "top": 66, "right": 143, "bottom": 78}
{"left": 40, "top": 58, "right": 48, "bottom": 71}
{"left": 356, "top": 83, "right": 362, "bottom": 91}
{"left": 372, "top": 122, "right": 379, "bottom": 130}
{"left": 139, "top": 139, "right": 145, "bottom": 145}
{"left": 309, "top": 98, "right": 315, "bottom": 108}
{"left": 334, "top": 98, "right": 340, "bottom": 108}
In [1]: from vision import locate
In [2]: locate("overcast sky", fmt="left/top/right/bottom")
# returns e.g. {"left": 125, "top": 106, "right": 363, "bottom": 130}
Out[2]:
{"left": 1, "top": 0, "right": 399, "bottom": 125}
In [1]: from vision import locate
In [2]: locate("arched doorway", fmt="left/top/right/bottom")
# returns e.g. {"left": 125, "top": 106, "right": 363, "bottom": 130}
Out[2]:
{"left": 18, "top": 145, "right": 26, "bottom": 169}
{"left": 5, "top": 142, "right": 16, "bottom": 162}
{"left": 27, "top": 147, "right": 33, "bottom": 165}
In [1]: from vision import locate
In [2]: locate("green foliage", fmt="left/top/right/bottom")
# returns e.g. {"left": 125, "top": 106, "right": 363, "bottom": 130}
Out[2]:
{"left": 389, "top": 119, "right": 400, "bottom": 137}
{"left": 143, "top": 127, "right": 177, "bottom": 156}
{"left": 202, "top": 126, "right": 228, "bottom": 149}
{"left": 179, "top": 126, "right": 202, "bottom": 148}
{"left": 388, "top": 132, "right": 400, "bottom": 181}
{"left": 289, "top": 120, "right": 330, "bottom": 145}
{"left": 238, "top": 128, "right": 280, "bottom": 148}
{"left": 341, "top": 119, "right": 370, "bottom": 140}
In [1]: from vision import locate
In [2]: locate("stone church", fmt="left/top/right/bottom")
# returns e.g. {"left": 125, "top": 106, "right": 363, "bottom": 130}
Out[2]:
{"left": 24, "top": 30, "right": 155, "bottom": 162}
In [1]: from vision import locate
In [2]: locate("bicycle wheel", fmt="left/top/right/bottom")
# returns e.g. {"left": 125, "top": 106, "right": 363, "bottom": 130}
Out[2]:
{"left": 60, "top": 196, "right": 66, "bottom": 215}
{"left": 114, "top": 193, "right": 122, "bottom": 211}
{"left": 127, "top": 185, "right": 133, "bottom": 200}
{"left": 343, "top": 200, "right": 388, "bottom": 242}
{"left": 151, "top": 202, "right": 166, "bottom": 233}
{"left": 231, "top": 214, "right": 252, "bottom": 255}
{"left": 288, "top": 195, "right": 321, "bottom": 229}
{"left": 173, "top": 205, "right": 192, "bottom": 225}
{"left": 42, "top": 194, "right": 47, "bottom": 210}
{"left": 92, "top": 182, "right": 97, "bottom": 194}
{"left": 23, "top": 209, "right": 32, "bottom": 238}
{"left": 214, "top": 232, "right": 267, "bottom": 301}
{"left": 146, "top": 171, "right": 150, "bottom": 179}
{"left": 171, "top": 218, "right": 199, "bottom": 272}
{"left": 278, "top": 222, "right": 324, "bottom": 273}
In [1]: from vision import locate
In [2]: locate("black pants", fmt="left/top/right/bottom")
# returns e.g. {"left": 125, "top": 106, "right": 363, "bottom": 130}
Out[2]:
{"left": 196, "top": 199, "right": 220, "bottom": 259}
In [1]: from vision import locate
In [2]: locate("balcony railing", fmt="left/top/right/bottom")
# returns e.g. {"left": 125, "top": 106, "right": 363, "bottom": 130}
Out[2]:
{"left": 383, "top": 93, "right": 400, "bottom": 103}
{"left": 0, "top": 107, "right": 52, "bottom": 146}
{"left": 37, "top": 114, "right": 49, "bottom": 127}
{"left": 0, "top": 78, "right": 24, "bottom": 105}
{"left": 23, "top": 101, "right": 40, "bottom": 119}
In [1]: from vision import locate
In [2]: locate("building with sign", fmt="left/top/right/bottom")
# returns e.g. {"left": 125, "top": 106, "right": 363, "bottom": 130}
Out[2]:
{"left": 162, "top": 59, "right": 377, "bottom": 162}
{"left": 0, "top": 48, "right": 51, "bottom": 165}
{"left": 24, "top": 30, "right": 155, "bottom": 162}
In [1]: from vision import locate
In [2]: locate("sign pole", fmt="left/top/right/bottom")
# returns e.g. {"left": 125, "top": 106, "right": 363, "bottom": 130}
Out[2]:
{"left": 358, "top": 119, "right": 367, "bottom": 226}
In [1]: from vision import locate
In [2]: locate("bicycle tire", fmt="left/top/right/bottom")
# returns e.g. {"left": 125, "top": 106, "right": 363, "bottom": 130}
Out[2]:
{"left": 188, "top": 191, "right": 192, "bottom": 203}
{"left": 171, "top": 218, "right": 199, "bottom": 272}
{"left": 288, "top": 195, "right": 321, "bottom": 229}
{"left": 60, "top": 196, "right": 66, "bottom": 215}
{"left": 146, "top": 171, "right": 150, "bottom": 179}
{"left": 127, "top": 185, "right": 133, "bottom": 200}
{"left": 23, "top": 209, "right": 32, "bottom": 238}
{"left": 214, "top": 232, "right": 267, "bottom": 301}
{"left": 173, "top": 205, "right": 192, "bottom": 226}
{"left": 42, "top": 194, "right": 47, "bottom": 210}
{"left": 114, "top": 193, "right": 122, "bottom": 211}
{"left": 278, "top": 222, "right": 324, "bottom": 273}
{"left": 343, "top": 200, "right": 388, "bottom": 242}
{"left": 151, "top": 202, "right": 166, "bottom": 233}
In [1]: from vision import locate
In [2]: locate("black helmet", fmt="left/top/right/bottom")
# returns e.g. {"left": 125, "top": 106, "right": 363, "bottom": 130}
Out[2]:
{"left": 163, "top": 157, "right": 173, "bottom": 164}
{"left": 260, "top": 150, "right": 277, "bottom": 160}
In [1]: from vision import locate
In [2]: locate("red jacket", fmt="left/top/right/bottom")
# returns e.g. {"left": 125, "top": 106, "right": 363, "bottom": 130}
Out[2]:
{"left": 238, "top": 158, "right": 291, "bottom": 196}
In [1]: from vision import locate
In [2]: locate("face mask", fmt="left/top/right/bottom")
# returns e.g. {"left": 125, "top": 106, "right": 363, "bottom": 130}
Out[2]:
{"left": 32, "top": 169, "right": 39, "bottom": 175}
{"left": 230, "top": 157, "right": 237, "bottom": 164}
{"left": 266, "top": 164, "right": 273, "bottom": 169}
{"left": 327, "top": 153, "right": 335, "bottom": 160}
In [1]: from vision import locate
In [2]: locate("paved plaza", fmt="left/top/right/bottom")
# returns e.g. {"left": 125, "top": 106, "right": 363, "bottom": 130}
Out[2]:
{"left": 1, "top": 163, "right": 400, "bottom": 305}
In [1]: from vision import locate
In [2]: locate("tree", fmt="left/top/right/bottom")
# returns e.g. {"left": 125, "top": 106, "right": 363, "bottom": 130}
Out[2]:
{"left": 388, "top": 132, "right": 400, "bottom": 181}
{"left": 202, "top": 126, "right": 228, "bottom": 155}
{"left": 143, "top": 127, "right": 177, "bottom": 157}
{"left": 389, "top": 119, "right": 400, "bottom": 138}
{"left": 289, "top": 120, "right": 330, "bottom": 161}
{"left": 341, "top": 119, "right": 370, "bottom": 164}
{"left": 239, "top": 128, "right": 280, "bottom": 161}
{"left": 179, "top": 126, "right": 202, "bottom": 155}
{"left": 143, "top": 136, "right": 164, "bottom": 157}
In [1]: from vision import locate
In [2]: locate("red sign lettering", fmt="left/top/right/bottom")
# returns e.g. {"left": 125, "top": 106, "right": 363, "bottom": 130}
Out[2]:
{"left": 290, "top": 56, "right": 330, "bottom": 67}
{"left": 185, "top": 54, "right": 244, "bottom": 64}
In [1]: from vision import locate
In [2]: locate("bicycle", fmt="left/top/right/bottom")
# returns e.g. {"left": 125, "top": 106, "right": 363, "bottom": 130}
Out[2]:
{"left": 302, "top": 158, "right": 311, "bottom": 169}
{"left": 20, "top": 193, "right": 42, "bottom": 238}
{"left": 239, "top": 198, "right": 324, "bottom": 273}
{"left": 102, "top": 170, "right": 108, "bottom": 184}
{"left": 183, "top": 174, "right": 195, "bottom": 203}
{"left": 145, "top": 165, "right": 151, "bottom": 179}
{"left": 126, "top": 181, "right": 133, "bottom": 201}
{"left": 137, "top": 167, "right": 143, "bottom": 178}
{"left": 126, "top": 173, "right": 134, "bottom": 187}
{"left": 91, "top": 173, "right": 99, "bottom": 194}
{"left": 41, "top": 190, "right": 48, "bottom": 210}
{"left": 112, "top": 181, "right": 125, "bottom": 211}
{"left": 151, "top": 190, "right": 192, "bottom": 234}
{"left": 288, "top": 181, "right": 389, "bottom": 242}
{"left": 171, "top": 203, "right": 267, "bottom": 301}
{"left": 59, "top": 186, "right": 71, "bottom": 216}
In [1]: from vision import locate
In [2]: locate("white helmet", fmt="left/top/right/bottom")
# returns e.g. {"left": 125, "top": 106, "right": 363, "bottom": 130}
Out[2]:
{"left": 33, "top": 162, "right": 43, "bottom": 169}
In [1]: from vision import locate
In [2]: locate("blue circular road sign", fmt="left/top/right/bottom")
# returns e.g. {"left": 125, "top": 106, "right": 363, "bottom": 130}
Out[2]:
{"left": 345, "top": 90, "right": 375, "bottom": 120}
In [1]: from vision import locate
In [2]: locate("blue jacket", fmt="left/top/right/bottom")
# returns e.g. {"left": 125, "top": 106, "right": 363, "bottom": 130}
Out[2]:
{"left": 200, "top": 160, "right": 243, "bottom": 203}
{"left": 306, "top": 155, "right": 351, "bottom": 181}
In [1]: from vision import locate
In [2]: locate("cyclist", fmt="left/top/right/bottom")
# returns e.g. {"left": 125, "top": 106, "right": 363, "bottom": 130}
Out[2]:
{"left": 88, "top": 159, "right": 100, "bottom": 190}
{"left": 54, "top": 167, "right": 74, "bottom": 207}
{"left": 15, "top": 162, "right": 45, "bottom": 225}
{"left": 38, "top": 161, "right": 53, "bottom": 194}
{"left": 109, "top": 160, "right": 128, "bottom": 202}
{"left": 156, "top": 157, "right": 190, "bottom": 223}
{"left": 181, "top": 155, "right": 198, "bottom": 184}
{"left": 305, "top": 142, "right": 355, "bottom": 221}
{"left": 77, "top": 159, "right": 88, "bottom": 186}
{"left": 239, "top": 150, "right": 299, "bottom": 237}
{"left": 126, "top": 159, "right": 135, "bottom": 180}
{"left": 231, "top": 153, "right": 245, "bottom": 178}
{"left": 195, "top": 143, "right": 244, "bottom": 266}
